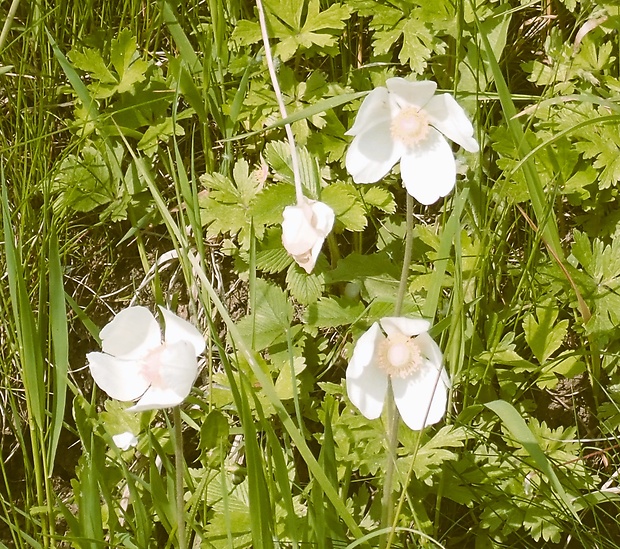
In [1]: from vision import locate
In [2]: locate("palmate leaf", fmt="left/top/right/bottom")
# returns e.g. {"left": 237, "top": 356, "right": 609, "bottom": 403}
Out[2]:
{"left": 68, "top": 29, "right": 148, "bottom": 99}
{"left": 401, "top": 425, "right": 467, "bottom": 485}
{"left": 232, "top": 0, "right": 351, "bottom": 61}
{"left": 523, "top": 301, "right": 568, "bottom": 364}
{"left": 569, "top": 230, "right": 620, "bottom": 334}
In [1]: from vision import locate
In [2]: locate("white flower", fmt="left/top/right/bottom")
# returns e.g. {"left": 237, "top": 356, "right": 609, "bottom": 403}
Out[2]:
{"left": 87, "top": 306, "right": 205, "bottom": 412}
{"left": 282, "top": 196, "right": 335, "bottom": 274}
{"left": 112, "top": 431, "right": 138, "bottom": 451}
{"left": 346, "top": 317, "right": 450, "bottom": 430}
{"left": 345, "top": 77, "right": 479, "bottom": 205}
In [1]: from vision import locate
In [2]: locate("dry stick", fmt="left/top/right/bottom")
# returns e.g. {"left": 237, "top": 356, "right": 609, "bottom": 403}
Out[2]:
{"left": 254, "top": 0, "right": 304, "bottom": 204}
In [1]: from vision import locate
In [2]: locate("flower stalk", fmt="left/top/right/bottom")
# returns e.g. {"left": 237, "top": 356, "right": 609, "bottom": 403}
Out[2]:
{"left": 255, "top": 0, "right": 303, "bottom": 204}
{"left": 381, "top": 193, "right": 414, "bottom": 547}
{"left": 173, "top": 406, "right": 187, "bottom": 549}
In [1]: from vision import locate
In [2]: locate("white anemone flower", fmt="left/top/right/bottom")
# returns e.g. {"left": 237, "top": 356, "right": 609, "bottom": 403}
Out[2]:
{"left": 346, "top": 317, "right": 450, "bottom": 430}
{"left": 346, "top": 77, "right": 479, "bottom": 205}
{"left": 282, "top": 196, "right": 335, "bottom": 274}
{"left": 112, "top": 431, "right": 138, "bottom": 451}
{"left": 87, "top": 306, "right": 205, "bottom": 412}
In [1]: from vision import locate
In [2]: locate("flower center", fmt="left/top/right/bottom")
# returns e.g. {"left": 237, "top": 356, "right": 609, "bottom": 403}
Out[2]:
{"left": 377, "top": 333, "right": 423, "bottom": 378}
{"left": 390, "top": 106, "right": 430, "bottom": 147}
{"left": 141, "top": 346, "right": 165, "bottom": 388}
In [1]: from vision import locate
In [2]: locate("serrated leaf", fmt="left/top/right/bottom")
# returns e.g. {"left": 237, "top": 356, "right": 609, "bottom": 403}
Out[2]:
{"left": 252, "top": 183, "right": 296, "bottom": 229}
{"left": 322, "top": 182, "right": 366, "bottom": 231}
{"left": 523, "top": 303, "right": 567, "bottom": 363}
{"left": 360, "top": 186, "right": 396, "bottom": 213}
{"left": 235, "top": 279, "right": 294, "bottom": 351}
{"left": 110, "top": 30, "right": 148, "bottom": 93}
{"left": 286, "top": 263, "right": 325, "bottom": 305}
{"left": 485, "top": 400, "right": 578, "bottom": 519}
{"left": 264, "top": 141, "right": 323, "bottom": 196}
{"left": 304, "top": 296, "right": 365, "bottom": 328}
{"left": 256, "top": 245, "right": 293, "bottom": 274}
{"left": 68, "top": 47, "right": 116, "bottom": 84}
{"left": 405, "top": 426, "right": 466, "bottom": 483}
{"left": 237, "top": 0, "right": 351, "bottom": 61}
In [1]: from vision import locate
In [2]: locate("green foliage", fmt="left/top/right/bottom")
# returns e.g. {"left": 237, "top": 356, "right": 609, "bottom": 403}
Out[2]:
{"left": 5, "top": 0, "right": 620, "bottom": 547}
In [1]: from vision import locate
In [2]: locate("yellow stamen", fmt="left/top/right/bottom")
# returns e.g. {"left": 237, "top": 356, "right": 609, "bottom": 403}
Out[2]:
{"left": 377, "top": 333, "right": 423, "bottom": 378}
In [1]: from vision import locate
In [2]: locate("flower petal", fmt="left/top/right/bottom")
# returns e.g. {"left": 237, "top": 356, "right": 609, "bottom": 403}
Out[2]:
{"left": 128, "top": 340, "right": 198, "bottom": 411}
{"left": 424, "top": 93, "right": 479, "bottom": 153}
{"left": 345, "top": 87, "right": 391, "bottom": 137}
{"left": 415, "top": 332, "right": 450, "bottom": 386}
{"left": 113, "top": 431, "right": 138, "bottom": 451}
{"left": 392, "top": 362, "right": 449, "bottom": 430}
{"left": 386, "top": 78, "right": 437, "bottom": 110}
{"left": 282, "top": 204, "right": 316, "bottom": 256}
{"left": 346, "top": 323, "right": 389, "bottom": 420}
{"left": 346, "top": 120, "right": 405, "bottom": 184}
{"left": 87, "top": 351, "right": 150, "bottom": 401}
{"left": 159, "top": 306, "right": 205, "bottom": 357}
{"left": 380, "top": 317, "right": 430, "bottom": 338}
{"left": 282, "top": 199, "right": 335, "bottom": 273}
{"left": 100, "top": 306, "right": 161, "bottom": 360}
{"left": 400, "top": 129, "right": 456, "bottom": 205}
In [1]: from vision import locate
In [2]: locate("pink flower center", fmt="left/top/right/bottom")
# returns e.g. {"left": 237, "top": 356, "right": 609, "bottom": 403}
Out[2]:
{"left": 140, "top": 346, "right": 166, "bottom": 389}
{"left": 377, "top": 333, "right": 423, "bottom": 378}
{"left": 390, "top": 106, "right": 430, "bottom": 147}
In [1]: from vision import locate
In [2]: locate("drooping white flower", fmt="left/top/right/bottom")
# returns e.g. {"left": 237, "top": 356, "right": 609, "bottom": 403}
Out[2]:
{"left": 346, "top": 77, "right": 479, "bottom": 205}
{"left": 112, "top": 431, "right": 138, "bottom": 451}
{"left": 346, "top": 317, "right": 450, "bottom": 430}
{"left": 282, "top": 196, "right": 335, "bottom": 274}
{"left": 87, "top": 306, "right": 205, "bottom": 412}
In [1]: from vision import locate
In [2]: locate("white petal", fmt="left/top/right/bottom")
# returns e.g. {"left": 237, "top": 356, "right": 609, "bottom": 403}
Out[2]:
{"left": 100, "top": 306, "right": 161, "bottom": 360}
{"left": 346, "top": 121, "right": 405, "bottom": 184}
{"left": 309, "top": 200, "right": 336, "bottom": 236}
{"left": 345, "top": 87, "right": 391, "bottom": 136}
{"left": 400, "top": 129, "right": 456, "bottom": 205}
{"left": 127, "top": 341, "right": 199, "bottom": 412}
{"left": 282, "top": 199, "right": 334, "bottom": 274}
{"left": 127, "top": 387, "right": 186, "bottom": 412}
{"left": 380, "top": 317, "right": 430, "bottom": 338}
{"left": 386, "top": 78, "right": 437, "bottom": 109}
{"left": 282, "top": 204, "right": 316, "bottom": 255}
{"left": 346, "top": 323, "right": 389, "bottom": 420}
{"left": 87, "top": 351, "right": 150, "bottom": 401}
{"left": 392, "top": 363, "right": 449, "bottom": 430}
{"left": 415, "top": 332, "right": 449, "bottom": 386}
{"left": 424, "top": 93, "right": 479, "bottom": 153}
{"left": 159, "top": 306, "right": 205, "bottom": 357}
{"left": 112, "top": 431, "right": 138, "bottom": 450}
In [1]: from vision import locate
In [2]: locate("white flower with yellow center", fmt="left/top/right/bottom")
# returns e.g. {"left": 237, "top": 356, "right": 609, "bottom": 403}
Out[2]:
{"left": 346, "top": 77, "right": 479, "bottom": 205}
{"left": 87, "top": 306, "right": 205, "bottom": 412}
{"left": 346, "top": 317, "right": 450, "bottom": 430}
{"left": 282, "top": 196, "right": 335, "bottom": 274}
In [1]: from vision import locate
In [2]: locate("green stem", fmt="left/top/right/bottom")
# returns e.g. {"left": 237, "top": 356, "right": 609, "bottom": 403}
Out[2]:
{"left": 395, "top": 194, "right": 415, "bottom": 317}
{"left": 380, "top": 193, "right": 415, "bottom": 548}
{"left": 173, "top": 406, "right": 187, "bottom": 549}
